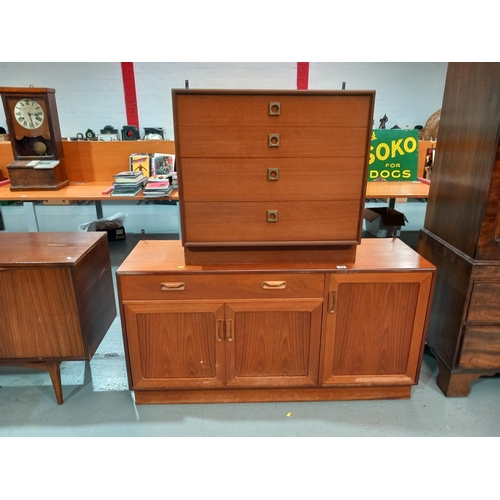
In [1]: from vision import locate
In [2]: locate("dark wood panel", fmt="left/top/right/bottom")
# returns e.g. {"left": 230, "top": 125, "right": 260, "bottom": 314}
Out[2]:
{"left": 183, "top": 245, "right": 357, "bottom": 266}
{"left": 459, "top": 326, "right": 500, "bottom": 369}
{"left": 467, "top": 281, "right": 500, "bottom": 322}
{"left": 72, "top": 234, "right": 116, "bottom": 358}
{"left": 174, "top": 92, "right": 374, "bottom": 127}
{"left": 180, "top": 157, "right": 366, "bottom": 202}
{"left": 424, "top": 62, "right": 500, "bottom": 258}
{"left": 177, "top": 126, "right": 369, "bottom": 158}
{"left": 417, "top": 228, "right": 473, "bottom": 369}
{"left": 477, "top": 143, "right": 500, "bottom": 259}
{"left": 184, "top": 200, "right": 360, "bottom": 243}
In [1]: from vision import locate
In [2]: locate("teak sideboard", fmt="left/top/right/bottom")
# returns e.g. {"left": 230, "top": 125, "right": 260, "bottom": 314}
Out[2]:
{"left": 0, "top": 232, "right": 116, "bottom": 404}
{"left": 116, "top": 239, "right": 435, "bottom": 404}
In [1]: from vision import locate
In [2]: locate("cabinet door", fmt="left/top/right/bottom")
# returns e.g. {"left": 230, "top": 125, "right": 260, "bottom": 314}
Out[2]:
{"left": 320, "top": 272, "right": 433, "bottom": 386}
{"left": 123, "top": 301, "right": 225, "bottom": 389}
{"left": 224, "top": 299, "right": 323, "bottom": 387}
{"left": 0, "top": 267, "right": 84, "bottom": 358}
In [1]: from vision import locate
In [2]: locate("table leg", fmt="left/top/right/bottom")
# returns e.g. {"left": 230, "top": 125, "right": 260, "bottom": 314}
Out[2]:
{"left": 23, "top": 201, "right": 40, "bottom": 232}
{"left": 0, "top": 360, "right": 63, "bottom": 404}
{"left": 0, "top": 206, "right": 4, "bottom": 230}
{"left": 388, "top": 198, "right": 396, "bottom": 209}
{"left": 95, "top": 200, "right": 103, "bottom": 220}
{"left": 176, "top": 201, "right": 182, "bottom": 240}
{"left": 45, "top": 361, "right": 64, "bottom": 405}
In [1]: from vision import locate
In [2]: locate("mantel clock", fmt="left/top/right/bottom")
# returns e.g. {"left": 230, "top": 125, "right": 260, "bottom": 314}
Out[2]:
{"left": 0, "top": 86, "right": 69, "bottom": 190}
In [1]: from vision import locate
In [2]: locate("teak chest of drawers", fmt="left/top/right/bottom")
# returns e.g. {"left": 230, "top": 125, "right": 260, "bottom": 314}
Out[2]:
{"left": 116, "top": 239, "right": 435, "bottom": 404}
{"left": 0, "top": 232, "right": 116, "bottom": 404}
{"left": 172, "top": 89, "right": 375, "bottom": 265}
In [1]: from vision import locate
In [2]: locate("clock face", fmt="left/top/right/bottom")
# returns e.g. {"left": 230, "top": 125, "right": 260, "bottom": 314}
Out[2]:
{"left": 14, "top": 99, "right": 45, "bottom": 130}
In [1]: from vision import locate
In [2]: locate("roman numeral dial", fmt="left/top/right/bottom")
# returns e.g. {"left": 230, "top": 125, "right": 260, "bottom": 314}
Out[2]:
{"left": 14, "top": 99, "right": 45, "bottom": 130}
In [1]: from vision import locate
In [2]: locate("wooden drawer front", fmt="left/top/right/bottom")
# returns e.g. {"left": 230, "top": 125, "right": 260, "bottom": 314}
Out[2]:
{"left": 467, "top": 281, "right": 500, "bottom": 322}
{"left": 175, "top": 93, "right": 374, "bottom": 128}
{"left": 177, "top": 126, "right": 369, "bottom": 158}
{"left": 119, "top": 273, "right": 325, "bottom": 301}
{"left": 181, "top": 157, "right": 366, "bottom": 202}
{"left": 459, "top": 326, "right": 500, "bottom": 369}
{"left": 184, "top": 201, "right": 360, "bottom": 243}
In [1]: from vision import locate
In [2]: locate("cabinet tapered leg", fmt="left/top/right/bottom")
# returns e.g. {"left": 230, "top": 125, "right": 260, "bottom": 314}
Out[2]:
{"left": 0, "top": 361, "right": 64, "bottom": 404}
{"left": 436, "top": 358, "right": 481, "bottom": 397}
{"left": 45, "top": 361, "right": 63, "bottom": 405}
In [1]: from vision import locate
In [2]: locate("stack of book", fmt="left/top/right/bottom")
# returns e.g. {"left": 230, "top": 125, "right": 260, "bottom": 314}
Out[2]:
{"left": 111, "top": 171, "right": 147, "bottom": 196}
{"left": 143, "top": 177, "right": 175, "bottom": 198}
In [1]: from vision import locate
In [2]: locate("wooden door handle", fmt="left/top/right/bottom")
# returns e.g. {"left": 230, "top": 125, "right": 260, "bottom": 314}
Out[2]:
{"left": 226, "top": 319, "right": 234, "bottom": 341}
{"left": 262, "top": 281, "right": 287, "bottom": 290}
{"left": 328, "top": 291, "right": 337, "bottom": 313}
{"left": 216, "top": 319, "right": 224, "bottom": 342}
{"left": 160, "top": 282, "right": 185, "bottom": 291}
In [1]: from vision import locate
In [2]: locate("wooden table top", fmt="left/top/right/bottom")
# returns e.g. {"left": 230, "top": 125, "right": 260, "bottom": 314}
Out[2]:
{"left": 0, "top": 181, "right": 179, "bottom": 202}
{"left": 0, "top": 180, "right": 427, "bottom": 202}
{"left": 366, "top": 181, "right": 429, "bottom": 199}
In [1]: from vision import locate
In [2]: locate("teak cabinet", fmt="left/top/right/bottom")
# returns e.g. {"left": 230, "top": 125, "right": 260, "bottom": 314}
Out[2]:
{"left": 0, "top": 232, "right": 116, "bottom": 404}
{"left": 172, "top": 89, "right": 375, "bottom": 265}
{"left": 116, "top": 239, "right": 435, "bottom": 404}
{"left": 417, "top": 62, "right": 500, "bottom": 396}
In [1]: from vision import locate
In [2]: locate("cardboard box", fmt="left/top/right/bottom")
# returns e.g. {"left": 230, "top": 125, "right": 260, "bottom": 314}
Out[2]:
{"left": 98, "top": 226, "right": 126, "bottom": 241}
{"left": 363, "top": 207, "right": 407, "bottom": 238}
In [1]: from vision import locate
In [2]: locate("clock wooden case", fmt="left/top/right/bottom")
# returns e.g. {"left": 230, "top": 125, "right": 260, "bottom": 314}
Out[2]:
{"left": 0, "top": 86, "right": 69, "bottom": 191}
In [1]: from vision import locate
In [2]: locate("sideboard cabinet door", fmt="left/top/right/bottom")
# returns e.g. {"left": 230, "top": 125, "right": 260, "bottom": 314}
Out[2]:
{"left": 224, "top": 299, "right": 323, "bottom": 388}
{"left": 123, "top": 301, "right": 226, "bottom": 390}
{"left": 320, "top": 272, "right": 433, "bottom": 387}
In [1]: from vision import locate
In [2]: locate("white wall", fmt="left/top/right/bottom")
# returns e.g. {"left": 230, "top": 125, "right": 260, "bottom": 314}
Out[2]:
{"left": 309, "top": 62, "right": 447, "bottom": 130}
{"left": 0, "top": 62, "right": 447, "bottom": 139}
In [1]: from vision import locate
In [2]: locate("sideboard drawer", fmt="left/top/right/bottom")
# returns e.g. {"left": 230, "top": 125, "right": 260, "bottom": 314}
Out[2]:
{"left": 459, "top": 325, "right": 500, "bottom": 369}
{"left": 184, "top": 200, "right": 360, "bottom": 244}
{"left": 175, "top": 93, "right": 374, "bottom": 128}
{"left": 467, "top": 281, "right": 500, "bottom": 322}
{"left": 119, "top": 273, "right": 325, "bottom": 301}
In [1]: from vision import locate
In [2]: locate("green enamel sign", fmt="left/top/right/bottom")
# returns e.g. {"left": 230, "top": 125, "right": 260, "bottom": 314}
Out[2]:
{"left": 368, "top": 129, "right": 418, "bottom": 181}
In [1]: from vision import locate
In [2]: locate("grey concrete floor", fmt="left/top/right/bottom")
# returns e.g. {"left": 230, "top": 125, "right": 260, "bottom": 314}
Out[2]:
{"left": 1, "top": 199, "right": 499, "bottom": 438}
